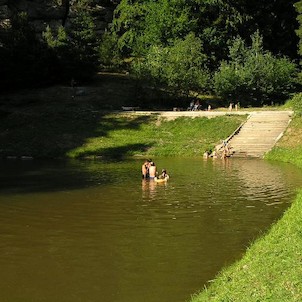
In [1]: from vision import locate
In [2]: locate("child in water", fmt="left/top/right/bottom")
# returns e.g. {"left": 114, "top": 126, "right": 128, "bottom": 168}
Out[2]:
{"left": 159, "top": 169, "right": 169, "bottom": 180}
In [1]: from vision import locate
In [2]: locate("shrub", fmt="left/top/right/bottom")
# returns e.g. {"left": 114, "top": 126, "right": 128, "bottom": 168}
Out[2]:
{"left": 98, "top": 31, "right": 123, "bottom": 69}
{"left": 214, "top": 32, "right": 297, "bottom": 106}
{"left": 285, "top": 93, "right": 302, "bottom": 113}
{"left": 131, "top": 33, "right": 210, "bottom": 95}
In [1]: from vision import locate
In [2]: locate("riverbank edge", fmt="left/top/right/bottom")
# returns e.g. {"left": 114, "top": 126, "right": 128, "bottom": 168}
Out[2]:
{"left": 189, "top": 113, "right": 302, "bottom": 301}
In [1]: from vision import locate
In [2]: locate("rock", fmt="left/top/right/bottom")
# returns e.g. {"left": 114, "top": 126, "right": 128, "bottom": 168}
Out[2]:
{"left": 0, "top": 0, "right": 120, "bottom": 36}
{"left": 0, "top": 5, "right": 10, "bottom": 19}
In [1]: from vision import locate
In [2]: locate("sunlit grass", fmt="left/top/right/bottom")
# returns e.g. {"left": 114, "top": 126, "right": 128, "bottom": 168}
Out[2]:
{"left": 190, "top": 189, "right": 302, "bottom": 302}
{"left": 190, "top": 110, "right": 302, "bottom": 302}
{"left": 67, "top": 115, "right": 245, "bottom": 158}
{"left": 266, "top": 115, "right": 302, "bottom": 168}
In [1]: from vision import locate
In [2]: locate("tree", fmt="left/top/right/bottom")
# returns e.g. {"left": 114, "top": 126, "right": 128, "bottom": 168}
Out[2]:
{"left": 112, "top": 0, "right": 299, "bottom": 68}
{"left": 231, "top": 0, "right": 299, "bottom": 60}
{"left": 98, "top": 31, "right": 122, "bottom": 69}
{"left": 43, "top": 2, "right": 99, "bottom": 81}
{"left": 113, "top": 0, "right": 196, "bottom": 56}
{"left": 132, "top": 33, "right": 209, "bottom": 96}
{"left": 214, "top": 32, "right": 297, "bottom": 106}
{"left": 0, "top": 12, "right": 55, "bottom": 89}
{"left": 295, "top": 0, "right": 302, "bottom": 83}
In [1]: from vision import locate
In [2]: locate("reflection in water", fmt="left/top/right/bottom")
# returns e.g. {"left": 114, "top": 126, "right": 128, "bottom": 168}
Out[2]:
{"left": 0, "top": 158, "right": 302, "bottom": 302}
{"left": 142, "top": 179, "right": 168, "bottom": 200}
{"left": 235, "top": 159, "right": 293, "bottom": 203}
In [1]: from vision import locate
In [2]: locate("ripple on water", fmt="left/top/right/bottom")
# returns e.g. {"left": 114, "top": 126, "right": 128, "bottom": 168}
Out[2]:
{"left": 0, "top": 158, "right": 302, "bottom": 302}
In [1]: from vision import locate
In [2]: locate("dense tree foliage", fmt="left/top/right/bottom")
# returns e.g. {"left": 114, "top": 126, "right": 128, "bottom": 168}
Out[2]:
{"left": 226, "top": 0, "right": 299, "bottom": 59}
{"left": 295, "top": 0, "right": 302, "bottom": 83}
{"left": 106, "top": 0, "right": 299, "bottom": 104}
{"left": 0, "top": 0, "right": 99, "bottom": 89}
{"left": 111, "top": 0, "right": 299, "bottom": 68}
{"left": 0, "top": 13, "right": 56, "bottom": 89}
{"left": 131, "top": 33, "right": 209, "bottom": 95}
{"left": 0, "top": 0, "right": 300, "bottom": 105}
{"left": 43, "top": 9, "right": 98, "bottom": 81}
{"left": 214, "top": 32, "right": 297, "bottom": 106}
{"left": 113, "top": 0, "right": 196, "bottom": 55}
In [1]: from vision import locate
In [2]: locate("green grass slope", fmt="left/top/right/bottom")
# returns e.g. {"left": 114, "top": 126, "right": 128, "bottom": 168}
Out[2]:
{"left": 190, "top": 95, "right": 302, "bottom": 302}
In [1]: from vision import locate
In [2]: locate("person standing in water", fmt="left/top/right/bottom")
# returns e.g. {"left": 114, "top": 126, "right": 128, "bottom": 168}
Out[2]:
{"left": 142, "top": 160, "right": 150, "bottom": 179}
{"left": 148, "top": 162, "right": 157, "bottom": 178}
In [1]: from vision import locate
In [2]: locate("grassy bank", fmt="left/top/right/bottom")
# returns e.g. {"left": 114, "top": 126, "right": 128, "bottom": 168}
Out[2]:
{"left": 66, "top": 114, "right": 245, "bottom": 158}
{"left": 0, "top": 90, "right": 245, "bottom": 159}
{"left": 266, "top": 93, "right": 302, "bottom": 168}
{"left": 190, "top": 189, "right": 302, "bottom": 302}
{"left": 190, "top": 100, "right": 302, "bottom": 302}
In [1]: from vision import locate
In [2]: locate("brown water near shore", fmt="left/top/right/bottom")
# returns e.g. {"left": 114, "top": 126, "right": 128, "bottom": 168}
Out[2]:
{"left": 0, "top": 158, "right": 301, "bottom": 302}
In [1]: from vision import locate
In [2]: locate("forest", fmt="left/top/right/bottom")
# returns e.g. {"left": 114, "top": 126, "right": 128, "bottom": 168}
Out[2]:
{"left": 1, "top": 0, "right": 302, "bottom": 107}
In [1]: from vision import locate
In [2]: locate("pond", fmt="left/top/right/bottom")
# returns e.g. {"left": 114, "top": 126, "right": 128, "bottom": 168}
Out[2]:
{"left": 0, "top": 158, "right": 301, "bottom": 302}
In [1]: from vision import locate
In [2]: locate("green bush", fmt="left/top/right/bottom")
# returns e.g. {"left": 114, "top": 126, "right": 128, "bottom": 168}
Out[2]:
{"left": 98, "top": 31, "right": 122, "bottom": 69}
{"left": 43, "top": 10, "right": 99, "bottom": 81}
{"left": 131, "top": 33, "right": 210, "bottom": 95}
{"left": 214, "top": 32, "right": 297, "bottom": 106}
{"left": 113, "top": 0, "right": 196, "bottom": 56}
{"left": 285, "top": 93, "right": 302, "bottom": 113}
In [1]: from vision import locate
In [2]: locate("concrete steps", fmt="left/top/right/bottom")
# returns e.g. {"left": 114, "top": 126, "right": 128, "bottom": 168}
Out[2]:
{"left": 228, "top": 111, "right": 293, "bottom": 158}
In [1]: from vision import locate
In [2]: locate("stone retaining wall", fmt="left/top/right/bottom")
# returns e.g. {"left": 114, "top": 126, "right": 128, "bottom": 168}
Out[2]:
{"left": 0, "top": 0, "right": 119, "bottom": 36}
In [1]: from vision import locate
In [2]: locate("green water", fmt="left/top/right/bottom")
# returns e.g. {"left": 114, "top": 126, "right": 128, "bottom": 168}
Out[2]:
{"left": 0, "top": 158, "right": 301, "bottom": 302}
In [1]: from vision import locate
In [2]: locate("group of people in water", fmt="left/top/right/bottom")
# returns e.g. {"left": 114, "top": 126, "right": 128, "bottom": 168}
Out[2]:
{"left": 141, "top": 141, "right": 232, "bottom": 180}
{"left": 141, "top": 159, "right": 169, "bottom": 181}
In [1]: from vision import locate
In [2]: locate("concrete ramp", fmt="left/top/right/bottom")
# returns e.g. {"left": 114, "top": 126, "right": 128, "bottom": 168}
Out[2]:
{"left": 229, "top": 111, "right": 293, "bottom": 158}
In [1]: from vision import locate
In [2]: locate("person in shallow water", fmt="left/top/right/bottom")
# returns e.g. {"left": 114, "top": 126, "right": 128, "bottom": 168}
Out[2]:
{"left": 148, "top": 162, "right": 157, "bottom": 178}
{"left": 154, "top": 168, "right": 170, "bottom": 182}
{"left": 159, "top": 169, "right": 169, "bottom": 180}
{"left": 142, "top": 159, "right": 151, "bottom": 179}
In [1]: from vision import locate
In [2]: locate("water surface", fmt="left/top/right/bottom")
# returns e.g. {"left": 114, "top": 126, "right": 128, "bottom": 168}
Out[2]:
{"left": 0, "top": 158, "right": 301, "bottom": 302}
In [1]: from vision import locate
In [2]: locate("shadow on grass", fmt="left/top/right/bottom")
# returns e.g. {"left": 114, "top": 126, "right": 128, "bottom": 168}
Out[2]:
{"left": 79, "top": 143, "right": 154, "bottom": 159}
{"left": 93, "top": 115, "right": 155, "bottom": 137}
{"left": 0, "top": 97, "right": 158, "bottom": 193}
{"left": 0, "top": 102, "right": 155, "bottom": 159}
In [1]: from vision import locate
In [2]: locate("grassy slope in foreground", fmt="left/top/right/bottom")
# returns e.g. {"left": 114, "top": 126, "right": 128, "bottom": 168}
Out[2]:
{"left": 190, "top": 113, "right": 302, "bottom": 302}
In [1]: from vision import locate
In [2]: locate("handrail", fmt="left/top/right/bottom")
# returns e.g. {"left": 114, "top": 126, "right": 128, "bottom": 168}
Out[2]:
{"left": 215, "top": 113, "right": 251, "bottom": 152}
